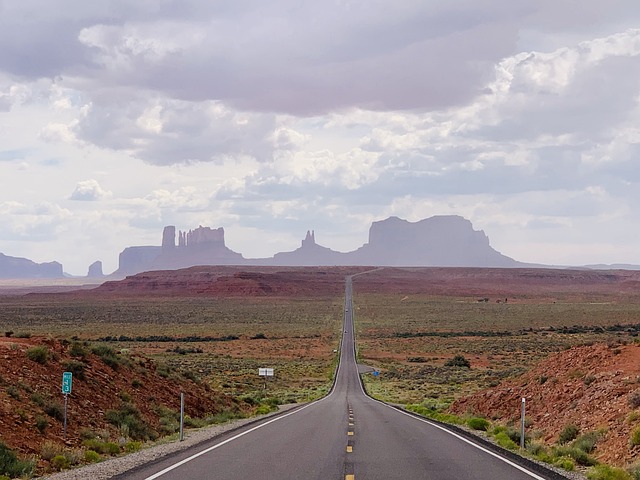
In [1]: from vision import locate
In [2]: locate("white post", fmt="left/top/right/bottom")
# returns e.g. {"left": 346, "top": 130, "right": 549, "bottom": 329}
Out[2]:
{"left": 63, "top": 394, "right": 68, "bottom": 439}
{"left": 520, "top": 397, "right": 526, "bottom": 449}
{"left": 179, "top": 392, "right": 185, "bottom": 442}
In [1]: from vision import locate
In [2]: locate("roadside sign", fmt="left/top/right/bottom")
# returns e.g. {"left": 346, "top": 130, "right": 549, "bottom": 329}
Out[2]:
{"left": 62, "top": 371, "right": 72, "bottom": 394}
{"left": 258, "top": 368, "right": 274, "bottom": 377}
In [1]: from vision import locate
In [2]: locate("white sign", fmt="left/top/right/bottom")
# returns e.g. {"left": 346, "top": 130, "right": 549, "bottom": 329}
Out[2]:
{"left": 259, "top": 368, "right": 274, "bottom": 377}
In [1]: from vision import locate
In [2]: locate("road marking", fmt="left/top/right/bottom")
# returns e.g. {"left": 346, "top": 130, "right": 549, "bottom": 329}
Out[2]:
{"left": 347, "top": 431, "right": 354, "bottom": 436}
{"left": 142, "top": 402, "right": 318, "bottom": 480}
{"left": 347, "top": 445, "right": 353, "bottom": 452}
{"left": 346, "top": 475, "right": 355, "bottom": 480}
{"left": 347, "top": 280, "right": 547, "bottom": 480}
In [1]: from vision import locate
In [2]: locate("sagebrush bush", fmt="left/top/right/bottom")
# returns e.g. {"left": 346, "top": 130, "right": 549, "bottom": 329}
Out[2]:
{"left": 50, "top": 454, "right": 70, "bottom": 471}
{"left": 629, "top": 390, "right": 640, "bottom": 409}
{"left": 105, "top": 402, "right": 156, "bottom": 441}
{"left": 630, "top": 427, "right": 640, "bottom": 446}
{"left": 587, "top": 464, "right": 632, "bottom": 480}
{"left": 84, "top": 450, "right": 101, "bottom": 463}
{"left": 467, "top": 417, "right": 490, "bottom": 431}
{"left": 445, "top": 354, "right": 471, "bottom": 368}
{"left": 25, "top": 346, "right": 49, "bottom": 364}
{"left": 0, "top": 442, "right": 34, "bottom": 478}
{"left": 559, "top": 424, "right": 580, "bottom": 444}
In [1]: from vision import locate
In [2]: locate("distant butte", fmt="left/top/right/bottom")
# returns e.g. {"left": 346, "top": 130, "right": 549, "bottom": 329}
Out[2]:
{"left": 111, "top": 215, "right": 522, "bottom": 278}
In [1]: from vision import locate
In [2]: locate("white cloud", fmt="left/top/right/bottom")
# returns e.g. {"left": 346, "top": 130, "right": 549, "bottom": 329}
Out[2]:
{"left": 70, "top": 179, "right": 111, "bottom": 201}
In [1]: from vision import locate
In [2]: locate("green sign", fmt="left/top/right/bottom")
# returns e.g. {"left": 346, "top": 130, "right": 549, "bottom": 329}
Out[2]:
{"left": 62, "top": 372, "right": 72, "bottom": 394}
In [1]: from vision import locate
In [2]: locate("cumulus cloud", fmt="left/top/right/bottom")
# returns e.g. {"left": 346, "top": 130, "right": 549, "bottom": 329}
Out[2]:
{"left": 70, "top": 179, "right": 111, "bottom": 201}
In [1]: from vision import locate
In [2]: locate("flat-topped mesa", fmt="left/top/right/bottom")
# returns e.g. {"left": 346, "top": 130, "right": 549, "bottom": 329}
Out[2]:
{"left": 181, "top": 226, "right": 225, "bottom": 247}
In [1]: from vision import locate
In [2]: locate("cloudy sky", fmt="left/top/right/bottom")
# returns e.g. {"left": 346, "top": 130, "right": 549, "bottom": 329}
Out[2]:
{"left": 1, "top": 1, "right": 640, "bottom": 275}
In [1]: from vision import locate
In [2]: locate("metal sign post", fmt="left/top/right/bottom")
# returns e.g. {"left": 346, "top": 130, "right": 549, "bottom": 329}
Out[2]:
{"left": 61, "top": 372, "right": 72, "bottom": 439}
{"left": 179, "top": 392, "right": 185, "bottom": 442}
{"left": 520, "top": 397, "right": 526, "bottom": 449}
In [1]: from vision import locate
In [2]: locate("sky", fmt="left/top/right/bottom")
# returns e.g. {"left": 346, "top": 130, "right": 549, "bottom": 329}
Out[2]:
{"left": 1, "top": 1, "right": 640, "bottom": 276}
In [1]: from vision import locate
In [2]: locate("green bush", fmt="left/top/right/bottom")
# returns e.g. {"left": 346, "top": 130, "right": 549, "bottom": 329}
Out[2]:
{"left": 92, "top": 345, "right": 122, "bottom": 369}
{"left": 587, "top": 464, "right": 632, "bottom": 480}
{"left": 0, "top": 442, "right": 35, "bottom": 478}
{"left": 44, "top": 400, "right": 65, "bottom": 421}
{"left": 494, "top": 432, "right": 518, "bottom": 450}
{"left": 105, "top": 402, "right": 156, "bottom": 441}
{"left": 467, "top": 417, "right": 490, "bottom": 431}
{"left": 124, "top": 441, "right": 142, "bottom": 453}
{"left": 573, "top": 431, "right": 601, "bottom": 453}
{"left": 50, "top": 454, "right": 70, "bottom": 471}
{"left": 84, "top": 450, "right": 101, "bottom": 463}
{"left": 62, "top": 360, "right": 87, "bottom": 380}
{"left": 69, "top": 342, "right": 89, "bottom": 359}
{"left": 445, "top": 354, "right": 471, "bottom": 368}
{"left": 630, "top": 427, "right": 640, "bottom": 446}
{"left": 81, "top": 439, "right": 120, "bottom": 456}
{"left": 559, "top": 424, "right": 580, "bottom": 444}
{"left": 36, "top": 415, "right": 48, "bottom": 433}
{"left": 554, "top": 457, "right": 575, "bottom": 471}
{"left": 25, "top": 346, "right": 49, "bottom": 364}
{"left": 553, "top": 446, "right": 598, "bottom": 466}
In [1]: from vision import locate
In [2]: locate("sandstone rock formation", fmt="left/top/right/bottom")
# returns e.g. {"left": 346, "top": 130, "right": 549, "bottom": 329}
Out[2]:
{"left": 87, "top": 260, "right": 105, "bottom": 278}
{"left": 113, "top": 216, "right": 520, "bottom": 277}
{"left": 115, "top": 225, "right": 243, "bottom": 276}
{"left": 0, "top": 252, "right": 63, "bottom": 279}
{"left": 348, "top": 215, "right": 517, "bottom": 267}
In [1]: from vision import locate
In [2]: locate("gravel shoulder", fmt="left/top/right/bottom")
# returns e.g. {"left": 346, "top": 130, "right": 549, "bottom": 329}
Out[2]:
{"left": 39, "top": 404, "right": 300, "bottom": 480}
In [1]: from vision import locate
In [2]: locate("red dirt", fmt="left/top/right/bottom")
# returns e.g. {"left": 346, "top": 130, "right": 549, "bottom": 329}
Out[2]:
{"left": 451, "top": 342, "right": 640, "bottom": 466}
{"left": 0, "top": 336, "right": 249, "bottom": 474}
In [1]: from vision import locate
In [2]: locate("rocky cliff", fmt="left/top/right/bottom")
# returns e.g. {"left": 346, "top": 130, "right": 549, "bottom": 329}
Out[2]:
{"left": 348, "top": 215, "right": 517, "bottom": 267}
{"left": 113, "top": 216, "right": 519, "bottom": 276}
{"left": 0, "top": 253, "right": 63, "bottom": 279}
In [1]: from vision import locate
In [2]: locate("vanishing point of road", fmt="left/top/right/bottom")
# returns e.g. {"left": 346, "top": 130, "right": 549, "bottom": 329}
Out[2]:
{"left": 118, "top": 276, "right": 563, "bottom": 480}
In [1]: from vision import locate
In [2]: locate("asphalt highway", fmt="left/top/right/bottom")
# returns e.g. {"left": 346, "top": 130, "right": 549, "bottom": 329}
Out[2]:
{"left": 119, "top": 276, "right": 559, "bottom": 480}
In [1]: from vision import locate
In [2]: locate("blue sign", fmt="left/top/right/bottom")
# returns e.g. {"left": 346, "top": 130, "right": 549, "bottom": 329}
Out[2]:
{"left": 62, "top": 372, "right": 72, "bottom": 394}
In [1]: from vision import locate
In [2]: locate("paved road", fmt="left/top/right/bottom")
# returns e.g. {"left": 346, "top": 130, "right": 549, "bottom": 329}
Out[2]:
{"left": 120, "top": 277, "right": 558, "bottom": 480}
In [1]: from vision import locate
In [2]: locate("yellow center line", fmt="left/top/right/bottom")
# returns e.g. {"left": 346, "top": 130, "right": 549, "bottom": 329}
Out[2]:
{"left": 346, "top": 475, "right": 355, "bottom": 480}
{"left": 346, "top": 445, "right": 353, "bottom": 453}
{"left": 348, "top": 431, "right": 354, "bottom": 436}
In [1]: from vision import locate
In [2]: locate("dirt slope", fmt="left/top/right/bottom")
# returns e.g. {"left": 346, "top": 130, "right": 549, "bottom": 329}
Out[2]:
{"left": 451, "top": 342, "right": 640, "bottom": 466}
{"left": 0, "top": 336, "right": 249, "bottom": 473}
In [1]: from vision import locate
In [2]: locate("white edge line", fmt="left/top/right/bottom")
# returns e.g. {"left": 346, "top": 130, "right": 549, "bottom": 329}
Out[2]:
{"left": 143, "top": 400, "right": 320, "bottom": 480}
{"left": 349, "top": 279, "right": 547, "bottom": 480}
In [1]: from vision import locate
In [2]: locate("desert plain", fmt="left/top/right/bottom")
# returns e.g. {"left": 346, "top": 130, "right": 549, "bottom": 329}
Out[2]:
{"left": 2, "top": 265, "right": 640, "bottom": 477}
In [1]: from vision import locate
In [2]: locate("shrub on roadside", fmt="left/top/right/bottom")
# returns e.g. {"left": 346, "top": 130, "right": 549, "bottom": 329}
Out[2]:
{"left": 559, "top": 424, "right": 580, "bottom": 444}
{"left": 84, "top": 450, "right": 101, "bottom": 463}
{"left": 0, "top": 442, "right": 35, "bottom": 478}
{"left": 467, "top": 417, "right": 490, "bottom": 431}
{"left": 50, "top": 454, "right": 70, "bottom": 471}
{"left": 630, "top": 427, "right": 640, "bottom": 446}
{"left": 25, "top": 346, "right": 49, "bottom": 364}
{"left": 587, "top": 464, "right": 632, "bottom": 480}
{"left": 494, "top": 432, "right": 518, "bottom": 450}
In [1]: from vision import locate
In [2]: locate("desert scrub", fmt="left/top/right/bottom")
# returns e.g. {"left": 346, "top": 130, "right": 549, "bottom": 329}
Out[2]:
{"left": 62, "top": 360, "right": 87, "bottom": 380}
{"left": 105, "top": 402, "right": 157, "bottom": 441}
{"left": 444, "top": 354, "right": 471, "bottom": 368}
{"left": 81, "top": 439, "right": 120, "bottom": 456}
{"left": 25, "top": 345, "right": 49, "bottom": 364}
{"left": 630, "top": 426, "right": 640, "bottom": 446}
{"left": 467, "top": 417, "right": 490, "bottom": 431}
{"left": 0, "top": 441, "right": 35, "bottom": 478}
{"left": 84, "top": 450, "right": 101, "bottom": 463}
{"left": 559, "top": 424, "right": 580, "bottom": 444}
{"left": 587, "top": 464, "right": 632, "bottom": 480}
{"left": 91, "top": 345, "right": 124, "bottom": 369}
{"left": 493, "top": 432, "right": 518, "bottom": 450}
